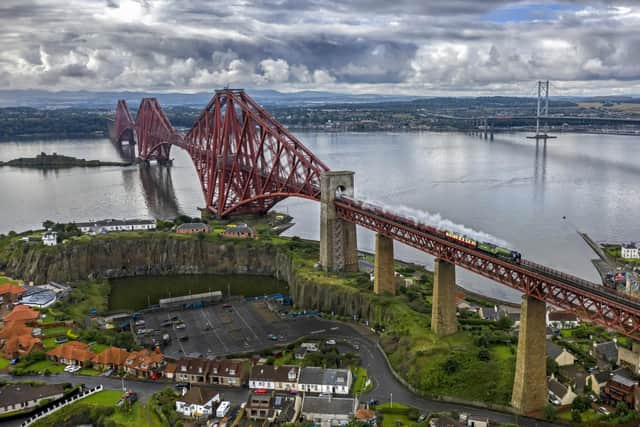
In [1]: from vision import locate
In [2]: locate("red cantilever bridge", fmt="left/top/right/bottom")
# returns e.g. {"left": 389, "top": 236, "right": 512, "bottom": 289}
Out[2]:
{"left": 114, "top": 89, "right": 640, "bottom": 339}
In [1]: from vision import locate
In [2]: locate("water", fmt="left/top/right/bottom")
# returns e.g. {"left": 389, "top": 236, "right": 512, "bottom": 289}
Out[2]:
{"left": 2, "top": 132, "right": 640, "bottom": 302}
{"left": 109, "top": 274, "right": 288, "bottom": 311}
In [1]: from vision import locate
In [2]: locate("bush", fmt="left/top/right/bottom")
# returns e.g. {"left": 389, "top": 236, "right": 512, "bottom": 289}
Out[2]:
{"left": 406, "top": 407, "right": 420, "bottom": 421}
{"left": 544, "top": 404, "right": 557, "bottom": 421}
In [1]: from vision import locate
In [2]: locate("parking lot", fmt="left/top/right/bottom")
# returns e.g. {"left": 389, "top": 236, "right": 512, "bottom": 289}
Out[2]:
{"left": 139, "top": 297, "right": 335, "bottom": 359}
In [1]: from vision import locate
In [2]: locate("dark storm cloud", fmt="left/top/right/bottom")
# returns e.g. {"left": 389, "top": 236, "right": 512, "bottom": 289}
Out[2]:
{"left": 0, "top": 0, "right": 639, "bottom": 94}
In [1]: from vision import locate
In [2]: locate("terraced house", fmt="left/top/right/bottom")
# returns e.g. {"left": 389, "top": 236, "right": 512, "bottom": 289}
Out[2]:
{"left": 125, "top": 348, "right": 165, "bottom": 379}
{"left": 91, "top": 346, "right": 130, "bottom": 372}
{"left": 47, "top": 341, "right": 95, "bottom": 366}
{"left": 249, "top": 364, "right": 300, "bottom": 391}
{"left": 173, "top": 357, "right": 247, "bottom": 386}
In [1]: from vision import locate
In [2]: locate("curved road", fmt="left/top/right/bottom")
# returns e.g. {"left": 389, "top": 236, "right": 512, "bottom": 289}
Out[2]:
{"left": 1, "top": 317, "right": 561, "bottom": 427}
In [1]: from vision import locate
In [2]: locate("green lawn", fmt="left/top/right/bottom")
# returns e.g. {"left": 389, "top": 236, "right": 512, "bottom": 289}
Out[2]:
{"left": 0, "top": 358, "right": 10, "bottom": 369}
{"left": 91, "top": 343, "right": 109, "bottom": 353}
{"left": 0, "top": 275, "right": 20, "bottom": 284}
{"left": 78, "top": 367, "right": 101, "bottom": 376}
{"left": 558, "top": 408, "right": 600, "bottom": 424}
{"left": 42, "top": 337, "right": 58, "bottom": 351}
{"left": 42, "top": 326, "right": 68, "bottom": 337}
{"left": 352, "top": 367, "right": 372, "bottom": 394}
{"left": 382, "top": 301, "right": 516, "bottom": 405}
{"left": 20, "top": 359, "right": 67, "bottom": 374}
{"left": 381, "top": 413, "right": 412, "bottom": 427}
{"left": 108, "top": 402, "right": 164, "bottom": 427}
{"left": 81, "top": 390, "right": 123, "bottom": 405}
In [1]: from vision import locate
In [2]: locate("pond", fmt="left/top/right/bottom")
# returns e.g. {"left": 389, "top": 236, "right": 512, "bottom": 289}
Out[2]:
{"left": 109, "top": 274, "right": 289, "bottom": 311}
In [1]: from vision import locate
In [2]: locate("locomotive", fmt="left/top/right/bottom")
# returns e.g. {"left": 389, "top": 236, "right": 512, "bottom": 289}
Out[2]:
{"left": 337, "top": 196, "right": 522, "bottom": 264}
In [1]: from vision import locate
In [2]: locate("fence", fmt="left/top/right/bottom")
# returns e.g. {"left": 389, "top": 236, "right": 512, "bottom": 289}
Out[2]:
{"left": 21, "top": 384, "right": 104, "bottom": 426}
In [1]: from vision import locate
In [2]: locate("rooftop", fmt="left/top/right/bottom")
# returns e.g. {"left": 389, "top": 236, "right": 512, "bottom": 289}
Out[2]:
{"left": 610, "top": 374, "right": 637, "bottom": 388}
{"left": 548, "top": 377, "right": 569, "bottom": 398}
{"left": 176, "top": 222, "right": 210, "bottom": 230}
{"left": 250, "top": 364, "right": 299, "bottom": 383}
{"left": 0, "top": 284, "right": 26, "bottom": 296}
{"left": 595, "top": 341, "right": 618, "bottom": 362}
{"left": 47, "top": 341, "right": 95, "bottom": 362}
{"left": 178, "top": 386, "right": 219, "bottom": 405}
{"left": 0, "top": 383, "right": 64, "bottom": 408}
{"left": 76, "top": 218, "right": 156, "bottom": 227}
{"left": 299, "top": 367, "right": 350, "bottom": 386}
{"left": 301, "top": 396, "right": 356, "bottom": 416}
{"left": 3, "top": 305, "right": 40, "bottom": 323}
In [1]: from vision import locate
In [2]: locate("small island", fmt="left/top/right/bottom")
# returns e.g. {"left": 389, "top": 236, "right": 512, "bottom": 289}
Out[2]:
{"left": 0, "top": 152, "right": 132, "bottom": 168}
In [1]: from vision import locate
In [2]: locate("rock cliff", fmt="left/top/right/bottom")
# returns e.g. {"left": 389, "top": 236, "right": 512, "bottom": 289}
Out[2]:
{"left": 1, "top": 236, "right": 392, "bottom": 323}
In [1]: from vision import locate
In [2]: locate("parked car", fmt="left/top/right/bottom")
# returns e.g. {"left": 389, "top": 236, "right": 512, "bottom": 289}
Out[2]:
{"left": 9, "top": 357, "right": 19, "bottom": 365}
{"left": 598, "top": 406, "right": 610, "bottom": 416}
{"left": 55, "top": 336, "right": 68, "bottom": 344}
{"left": 175, "top": 382, "right": 191, "bottom": 391}
{"left": 175, "top": 323, "right": 186, "bottom": 330}
{"left": 179, "top": 335, "right": 189, "bottom": 342}
{"left": 589, "top": 394, "right": 598, "bottom": 403}
{"left": 325, "top": 339, "right": 336, "bottom": 345}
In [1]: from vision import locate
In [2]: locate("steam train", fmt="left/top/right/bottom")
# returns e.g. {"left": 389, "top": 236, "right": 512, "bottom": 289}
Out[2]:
{"left": 337, "top": 196, "right": 522, "bottom": 264}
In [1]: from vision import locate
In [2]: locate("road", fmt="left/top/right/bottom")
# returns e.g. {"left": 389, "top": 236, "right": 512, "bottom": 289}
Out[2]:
{"left": 1, "top": 317, "right": 562, "bottom": 427}
{"left": 301, "top": 318, "right": 563, "bottom": 427}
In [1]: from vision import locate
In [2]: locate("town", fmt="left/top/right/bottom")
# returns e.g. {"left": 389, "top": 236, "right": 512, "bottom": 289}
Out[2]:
{"left": 2, "top": 215, "right": 640, "bottom": 427}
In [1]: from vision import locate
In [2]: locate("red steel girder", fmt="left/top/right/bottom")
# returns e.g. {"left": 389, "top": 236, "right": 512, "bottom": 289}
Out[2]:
{"left": 135, "top": 98, "right": 184, "bottom": 162}
{"left": 334, "top": 200, "right": 640, "bottom": 339}
{"left": 115, "top": 99, "right": 136, "bottom": 144}
{"left": 183, "top": 89, "right": 329, "bottom": 217}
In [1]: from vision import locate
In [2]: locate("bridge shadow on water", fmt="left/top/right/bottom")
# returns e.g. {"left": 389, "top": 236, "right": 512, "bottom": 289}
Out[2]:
{"left": 137, "top": 165, "right": 182, "bottom": 219}
{"left": 533, "top": 140, "right": 547, "bottom": 202}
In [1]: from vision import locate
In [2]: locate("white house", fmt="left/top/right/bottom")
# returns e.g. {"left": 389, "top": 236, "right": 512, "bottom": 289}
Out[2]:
{"left": 76, "top": 219, "right": 157, "bottom": 234}
{"left": 249, "top": 365, "right": 300, "bottom": 391}
{"left": 622, "top": 243, "right": 640, "bottom": 259}
{"left": 547, "top": 310, "right": 579, "bottom": 329}
{"left": 548, "top": 377, "right": 577, "bottom": 406}
{"left": 42, "top": 231, "right": 58, "bottom": 246}
{"left": 175, "top": 386, "right": 220, "bottom": 418}
{"left": 0, "top": 384, "right": 64, "bottom": 415}
{"left": 298, "top": 367, "right": 352, "bottom": 395}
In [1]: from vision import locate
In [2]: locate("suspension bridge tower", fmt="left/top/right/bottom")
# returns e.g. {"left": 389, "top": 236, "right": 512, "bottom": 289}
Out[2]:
{"left": 527, "top": 80, "right": 557, "bottom": 141}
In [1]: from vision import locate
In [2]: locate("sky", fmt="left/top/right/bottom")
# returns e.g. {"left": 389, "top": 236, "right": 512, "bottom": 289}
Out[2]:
{"left": 1, "top": 0, "right": 640, "bottom": 96}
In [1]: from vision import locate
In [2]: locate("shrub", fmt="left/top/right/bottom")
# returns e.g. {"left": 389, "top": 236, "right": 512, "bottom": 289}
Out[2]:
{"left": 406, "top": 407, "right": 420, "bottom": 421}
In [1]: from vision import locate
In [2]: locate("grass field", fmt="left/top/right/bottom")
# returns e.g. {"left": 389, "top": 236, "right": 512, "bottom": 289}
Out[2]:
{"left": 0, "top": 358, "right": 10, "bottom": 369}
{"left": 352, "top": 367, "right": 372, "bottom": 394}
{"left": 382, "top": 300, "right": 516, "bottom": 405}
{"left": 21, "top": 360, "right": 67, "bottom": 374}
{"left": 81, "top": 389, "right": 123, "bottom": 405}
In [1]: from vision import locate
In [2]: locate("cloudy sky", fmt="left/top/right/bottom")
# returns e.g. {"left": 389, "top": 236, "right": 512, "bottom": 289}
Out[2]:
{"left": 1, "top": 0, "right": 640, "bottom": 95}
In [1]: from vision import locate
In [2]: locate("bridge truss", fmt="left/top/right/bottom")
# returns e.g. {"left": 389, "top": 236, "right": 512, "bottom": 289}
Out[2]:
{"left": 334, "top": 199, "right": 640, "bottom": 339}
{"left": 119, "top": 89, "right": 329, "bottom": 217}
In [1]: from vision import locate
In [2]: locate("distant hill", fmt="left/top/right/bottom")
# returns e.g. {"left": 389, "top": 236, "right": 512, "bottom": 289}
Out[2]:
{"left": 0, "top": 89, "right": 421, "bottom": 109}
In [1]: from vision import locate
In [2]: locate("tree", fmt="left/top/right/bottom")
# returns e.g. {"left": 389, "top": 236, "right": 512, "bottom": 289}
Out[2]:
{"left": 442, "top": 357, "right": 460, "bottom": 374}
{"left": 546, "top": 357, "right": 559, "bottom": 376}
{"left": 477, "top": 348, "right": 491, "bottom": 361}
{"left": 572, "top": 395, "right": 591, "bottom": 412}
{"left": 496, "top": 315, "right": 513, "bottom": 330}
{"left": 615, "top": 401, "right": 629, "bottom": 417}
{"left": 42, "top": 220, "right": 54, "bottom": 230}
{"left": 571, "top": 410, "right": 582, "bottom": 423}
{"left": 544, "top": 404, "right": 557, "bottom": 421}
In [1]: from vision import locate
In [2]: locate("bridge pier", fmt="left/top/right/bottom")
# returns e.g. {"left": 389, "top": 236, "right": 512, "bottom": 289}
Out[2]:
{"left": 431, "top": 258, "right": 457, "bottom": 336}
{"left": 374, "top": 233, "right": 395, "bottom": 295}
{"left": 319, "top": 171, "right": 359, "bottom": 272}
{"left": 511, "top": 295, "right": 547, "bottom": 414}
